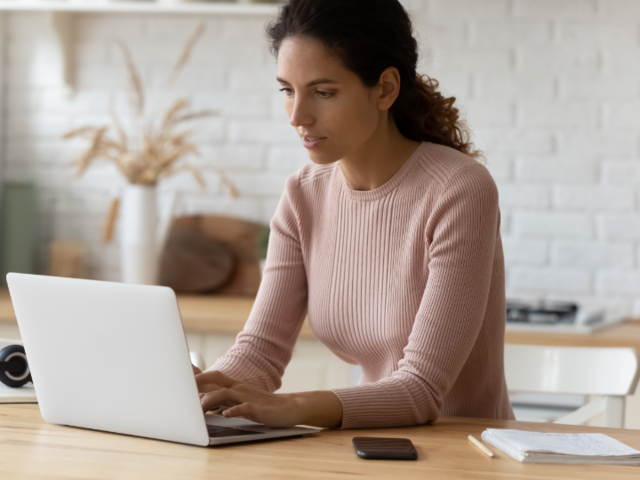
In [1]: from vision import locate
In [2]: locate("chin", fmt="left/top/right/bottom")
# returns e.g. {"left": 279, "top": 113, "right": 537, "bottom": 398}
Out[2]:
{"left": 306, "top": 149, "right": 341, "bottom": 166}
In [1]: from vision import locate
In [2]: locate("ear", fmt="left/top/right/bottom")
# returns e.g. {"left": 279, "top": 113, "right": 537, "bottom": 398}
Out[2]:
{"left": 375, "top": 66, "right": 401, "bottom": 111}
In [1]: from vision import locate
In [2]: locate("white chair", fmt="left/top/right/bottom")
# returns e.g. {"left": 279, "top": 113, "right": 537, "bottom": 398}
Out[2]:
{"left": 504, "top": 345, "right": 640, "bottom": 428}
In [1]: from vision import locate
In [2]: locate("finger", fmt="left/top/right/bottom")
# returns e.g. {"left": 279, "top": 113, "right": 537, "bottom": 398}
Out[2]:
{"left": 195, "top": 370, "right": 238, "bottom": 389}
{"left": 200, "top": 388, "right": 246, "bottom": 413}
{"left": 192, "top": 364, "right": 202, "bottom": 375}
{"left": 197, "top": 382, "right": 224, "bottom": 394}
{"left": 201, "top": 390, "right": 236, "bottom": 413}
{"left": 222, "top": 402, "right": 255, "bottom": 421}
{"left": 203, "top": 403, "right": 225, "bottom": 416}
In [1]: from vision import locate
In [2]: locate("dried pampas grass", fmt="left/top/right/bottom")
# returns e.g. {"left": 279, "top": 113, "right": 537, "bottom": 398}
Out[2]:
{"left": 63, "top": 23, "right": 239, "bottom": 198}
{"left": 115, "top": 39, "right": 144, "bottom": 117}
{"left": 169, "top": 23, "right": 206, "bottom": 87}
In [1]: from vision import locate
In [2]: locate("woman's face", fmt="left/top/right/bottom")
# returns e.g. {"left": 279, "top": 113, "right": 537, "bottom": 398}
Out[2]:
{"left": 276, "top": 36, "right": 382, "bottom": 165}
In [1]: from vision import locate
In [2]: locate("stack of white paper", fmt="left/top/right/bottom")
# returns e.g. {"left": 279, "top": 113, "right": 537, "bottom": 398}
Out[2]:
{"left": 0, "top": 382, "right": 37, "bottom": 404}
{"left": 481, "top": 429, "right": 640, "bottom": 465}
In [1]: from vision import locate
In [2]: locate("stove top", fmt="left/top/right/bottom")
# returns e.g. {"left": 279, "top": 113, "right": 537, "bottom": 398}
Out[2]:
{"left": 506, "top": 300, "right": 578, "bottom": 325}
{"left": 504, "top": 299, "right": 620, "bottom": 334}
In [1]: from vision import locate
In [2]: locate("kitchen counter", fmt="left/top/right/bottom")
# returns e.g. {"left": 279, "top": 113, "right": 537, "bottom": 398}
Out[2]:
{"left": 0, "top": 288, "right": 317, "bottom": 338}
{"left": 3, "top": 288, "right": 640, "bottom": 347}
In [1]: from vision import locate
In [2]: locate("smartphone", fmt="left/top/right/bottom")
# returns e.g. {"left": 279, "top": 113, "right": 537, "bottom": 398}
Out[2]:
{"left": 352, "top": 437, "right": 418, "bottom": 460}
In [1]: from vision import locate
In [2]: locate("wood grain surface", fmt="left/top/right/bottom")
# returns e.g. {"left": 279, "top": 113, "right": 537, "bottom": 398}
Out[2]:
{"left": 504, "top": 323, "right": 640, "bottom": 350}
{"left": 1, "top": 404, "right": 640, "bottom": 479}
{"left": 0, "top": 288, "right": 316, "bottom": 338}
{"left": 0, "top": 289, "right": 15, "bottom": 326}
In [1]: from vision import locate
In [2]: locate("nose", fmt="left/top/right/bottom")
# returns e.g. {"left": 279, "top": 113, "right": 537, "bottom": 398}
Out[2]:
{"left": 289, "top": 96, "right": 313, "bottom": 128}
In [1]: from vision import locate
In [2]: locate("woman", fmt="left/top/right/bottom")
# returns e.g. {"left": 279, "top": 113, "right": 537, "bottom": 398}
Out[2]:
{"left": 195, "top": 0, "right": 514, "bottom": 429}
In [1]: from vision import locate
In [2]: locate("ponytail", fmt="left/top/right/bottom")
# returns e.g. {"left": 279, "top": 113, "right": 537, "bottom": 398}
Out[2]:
{"left": 392, "top": 74, "right": 484, "bottom": 161}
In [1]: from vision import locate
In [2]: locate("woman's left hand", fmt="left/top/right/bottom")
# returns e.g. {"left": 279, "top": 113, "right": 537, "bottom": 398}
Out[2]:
{"left": 195, "top": 370, "right": 301, "bottom": 428}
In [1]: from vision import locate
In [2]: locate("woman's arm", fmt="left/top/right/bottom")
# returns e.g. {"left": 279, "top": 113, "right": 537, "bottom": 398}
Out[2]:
{"left": 196, "top": 171, "right": 346, "bottom": 428}
{"left": 205, "top": 174, "right": 308, "bottom": 392}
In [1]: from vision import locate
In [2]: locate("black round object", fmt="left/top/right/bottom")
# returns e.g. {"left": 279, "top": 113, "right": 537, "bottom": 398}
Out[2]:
{"left": 0, "top": 345, "right": 31, "bottom": 388}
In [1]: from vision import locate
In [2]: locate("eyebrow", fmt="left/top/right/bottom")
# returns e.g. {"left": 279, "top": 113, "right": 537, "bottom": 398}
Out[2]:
{"left": 276, "top": 77, "right": 339, "bottom": 87}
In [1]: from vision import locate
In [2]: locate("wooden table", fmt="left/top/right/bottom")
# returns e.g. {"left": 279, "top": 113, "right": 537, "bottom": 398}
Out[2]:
{"left": 1, "top": 404, "right": 639, "bottom": 479}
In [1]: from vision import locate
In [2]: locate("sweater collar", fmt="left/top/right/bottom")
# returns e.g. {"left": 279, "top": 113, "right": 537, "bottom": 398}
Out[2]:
{"left": 336, "top": 141, "right": 429, "bottom": 202}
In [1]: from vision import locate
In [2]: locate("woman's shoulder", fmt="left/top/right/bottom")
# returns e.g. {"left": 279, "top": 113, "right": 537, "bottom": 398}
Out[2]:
{"left": 283, "top": 161, "right": 336, "bottom": 196}
{"left": 297, "top": 161, "right": 336, "bottom": 186}
{"left": 416, "top": 142, "right": 496, "bottom": 194}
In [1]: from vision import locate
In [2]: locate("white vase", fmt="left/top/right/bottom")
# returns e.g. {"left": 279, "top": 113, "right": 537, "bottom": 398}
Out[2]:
{"left": 120, "top": 185, "right": 158, "bottom": 285}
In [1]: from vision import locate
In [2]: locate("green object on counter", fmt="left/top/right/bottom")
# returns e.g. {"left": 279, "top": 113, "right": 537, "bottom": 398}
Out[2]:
{"left": 0, "top": 182, "right": 39, "bottom": 287}
{"left": 257, "top": 225, "right": 270, "bottom": 260}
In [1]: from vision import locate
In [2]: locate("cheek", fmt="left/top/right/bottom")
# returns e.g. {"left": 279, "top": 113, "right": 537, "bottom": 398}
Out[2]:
{"left": 328, "top": 97, "right": 379, "bottom": 144}
{"left": 306, "top": 100, "right": 378, "bottom": 165}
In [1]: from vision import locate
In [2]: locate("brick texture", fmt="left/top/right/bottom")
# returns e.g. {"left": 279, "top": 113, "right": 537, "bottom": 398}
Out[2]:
{"left": 551, "top": 242, "right": 634, "bottom": 268}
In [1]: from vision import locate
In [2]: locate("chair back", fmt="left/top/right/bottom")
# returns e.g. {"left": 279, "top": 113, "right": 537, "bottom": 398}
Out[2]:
{"left": 505, "top": 345, "right": 639, "bottom": 396}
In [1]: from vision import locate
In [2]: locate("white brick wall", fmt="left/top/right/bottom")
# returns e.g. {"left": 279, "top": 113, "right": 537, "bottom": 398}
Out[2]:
{"left": 513, "top": 0, "right": 597, "bottom": 18}
{"left": 513, "top": 212, "right": 594, "bottom": 238}
{"left": 1, "top": 1, "right": 640, "bottom": 312}
{"left": 552, "top": 242, "right": 634, "bottom": 268}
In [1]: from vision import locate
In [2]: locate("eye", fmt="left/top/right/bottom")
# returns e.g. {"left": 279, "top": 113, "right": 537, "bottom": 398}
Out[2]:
{"left": 279, "top": 87, "right": 294, "bottom": 96}
{"left": 316, "top": 91, "right": 332, "bottom": 98}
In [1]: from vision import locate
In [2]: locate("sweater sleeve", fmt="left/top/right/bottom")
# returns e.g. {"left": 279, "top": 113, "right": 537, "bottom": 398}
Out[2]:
{"left": 330, "top": 164, "right": 501, "bottom": 429}
{"left": 208, "top": 173, "right": 308, "bottom": 392}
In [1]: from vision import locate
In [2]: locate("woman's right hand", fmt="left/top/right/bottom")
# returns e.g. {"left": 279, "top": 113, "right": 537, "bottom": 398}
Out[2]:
{"left": 192, "top": 364, "right": 202, "bottom": 375}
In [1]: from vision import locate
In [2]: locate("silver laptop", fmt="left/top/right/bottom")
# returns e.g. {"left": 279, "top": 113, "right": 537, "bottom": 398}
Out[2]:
{"left": 6, "top": 273, "right": 320, "bottom": 446}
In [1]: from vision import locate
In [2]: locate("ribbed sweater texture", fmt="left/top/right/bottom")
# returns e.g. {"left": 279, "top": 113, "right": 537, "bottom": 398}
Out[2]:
{"left": 211, "top": 141, "right": 515, "bottom": 429}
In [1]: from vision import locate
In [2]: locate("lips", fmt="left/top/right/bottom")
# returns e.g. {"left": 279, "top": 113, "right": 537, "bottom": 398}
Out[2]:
{"left": 301, "top": 135, "right": 327, "bottom": 149}
{"left": 302, "top": 135, "right": 326, "bottom": 141}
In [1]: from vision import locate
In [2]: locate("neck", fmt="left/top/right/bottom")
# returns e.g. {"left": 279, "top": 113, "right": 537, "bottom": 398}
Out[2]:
{"left": 338, "top": 118, "right": 421, "bottom": 191}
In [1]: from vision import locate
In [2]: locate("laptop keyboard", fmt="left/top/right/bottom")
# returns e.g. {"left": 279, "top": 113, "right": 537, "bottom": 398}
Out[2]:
{"left": 206, "top": 424, "right": 265, "bottom": 438}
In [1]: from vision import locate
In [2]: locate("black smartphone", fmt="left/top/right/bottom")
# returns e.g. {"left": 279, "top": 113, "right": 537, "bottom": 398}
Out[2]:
{"left": 352, "top": 437, "right": 418, "bottom": 460}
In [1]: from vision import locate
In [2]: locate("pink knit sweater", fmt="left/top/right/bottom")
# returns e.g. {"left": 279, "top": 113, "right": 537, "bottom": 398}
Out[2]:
{"left": 211, "top": 141, "right": 515, "bottom": 429}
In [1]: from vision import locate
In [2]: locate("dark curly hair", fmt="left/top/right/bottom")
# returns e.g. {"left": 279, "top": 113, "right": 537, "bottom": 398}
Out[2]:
{"left": 267, "top": 0, "right": 484, "bottom": 161}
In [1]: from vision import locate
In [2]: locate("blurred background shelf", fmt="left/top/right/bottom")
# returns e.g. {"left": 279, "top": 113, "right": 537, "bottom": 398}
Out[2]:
{"left": 0, "top": 1, "right": 279, "bottom": 14}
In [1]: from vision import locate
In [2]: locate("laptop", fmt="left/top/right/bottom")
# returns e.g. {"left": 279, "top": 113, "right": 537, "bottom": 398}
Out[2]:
{"left": 6, "top": 273, "right": 321, "bottom": 446}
